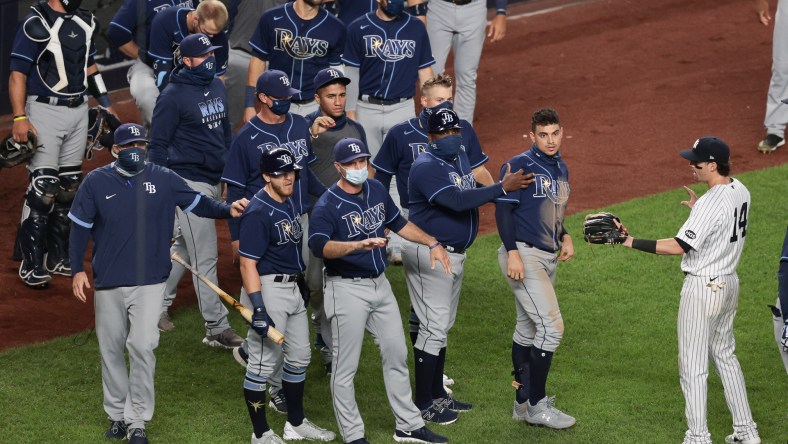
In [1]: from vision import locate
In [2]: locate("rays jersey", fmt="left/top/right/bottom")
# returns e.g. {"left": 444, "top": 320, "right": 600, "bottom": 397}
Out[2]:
{"left": 249, "top": 3, "right": 346, "bottom": 100}
{"left": 68, "top": 163, "right": 206, "bottom": 288}
{"left": 342, "top": 12, "right": 434, "bottom": 100}
{"left": 10, "top": 2, "right": 97, "bottom": 98}
{"left": 309, "top": 179, "right": 406, "bottom": 278}
{"left": 495, "top": 145, "right": 570, "bottom": 252}
{"left": 675, "top": 178, "right": 750, "bottom": 276}
{"left": 107, "top": 0, "right": 196, "bottom": 62}
{"left": 239, "top": 188, "right": 305, "bottom": 276}
{"left": 372, "top": 116, "right": 487, "bottom": 208}
{"left": 408, "top": 149, "right": 478, "bottom": 252}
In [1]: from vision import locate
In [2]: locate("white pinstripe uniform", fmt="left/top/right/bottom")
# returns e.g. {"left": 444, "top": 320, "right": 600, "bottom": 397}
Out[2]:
{"left": 673, "top": 177, "right": 759, "bottom": 444}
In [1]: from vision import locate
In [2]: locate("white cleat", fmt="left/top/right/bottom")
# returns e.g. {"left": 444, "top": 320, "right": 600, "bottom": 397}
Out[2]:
{"left": 283, "top": 418, "right": 336, "bottom": 441}
{"left": 524, "top": 396, "right": 576, "bottom": 429}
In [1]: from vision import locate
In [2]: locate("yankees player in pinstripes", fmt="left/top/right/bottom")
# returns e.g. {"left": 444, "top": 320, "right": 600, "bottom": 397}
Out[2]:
{"left": 495, "top": 108, "right": 575, "bottom": 429}
{"left": 238, "top": 147, "right": 334, "bottom": 444}
{"left": 308, "top": 138, "right": 450, "bottom": 444}
{"left": 426, "top": 0, "right": 508, "bottom": 123}
{"left": 404, "top": 109, "right": 533, "bottom": 425}
{"left": 622, "top": 137, "right": 760, "bottom": 444}
{"left": 69, "top": 123, "right": 247, "bottom": 444}
{"left": 242, "top": 0, "right": 346, "bottom": 121}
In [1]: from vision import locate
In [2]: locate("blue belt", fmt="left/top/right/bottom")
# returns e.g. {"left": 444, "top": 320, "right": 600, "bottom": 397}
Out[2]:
{"left": 35, "top": 95, "right": 85, "bottom": 108}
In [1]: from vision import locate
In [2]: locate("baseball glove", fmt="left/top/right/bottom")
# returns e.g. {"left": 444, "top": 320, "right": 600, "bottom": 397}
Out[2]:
{"left": 86, "top": 106, "right": 121, "bottom": 159}
{"left": 583, "top": 212, "right": 628, "bottom": 245}
{"left": 0, "top": 132, "right": 38, "bottom": 168}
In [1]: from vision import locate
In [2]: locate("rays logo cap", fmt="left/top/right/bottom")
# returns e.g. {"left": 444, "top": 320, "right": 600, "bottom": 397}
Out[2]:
{"left": 679, "top": 136, "right": 730, "bottom": 163}
{"left": 334, "top": 137, "right": 370, "bottom": 164}
{"left": 114, "top": 123, "right": 148, "bottom": 146}
{"left": 428, "top": 108, "right": 461, "bottom": 134}
{"left": 314, "top": 67, "right": 351, "bottom": 92}
{"left": 179, "top": 33, "right": 221, "bottom": 57}
{"left": 256, "top": 69, "right": 301, "bottom": 98}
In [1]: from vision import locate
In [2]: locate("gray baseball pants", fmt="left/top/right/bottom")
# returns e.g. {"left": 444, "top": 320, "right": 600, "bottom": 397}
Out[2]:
{"left": 25, "top": 97, "right": 87, "bottom": 171}
{"left": 324, "top": 274, "right": 424, "bottom": 442}
{"left": 127, "top": 59, "right": 158, "bottom": 128}
{"left": 95, "top": 282, "right": 165, "bottom": 430}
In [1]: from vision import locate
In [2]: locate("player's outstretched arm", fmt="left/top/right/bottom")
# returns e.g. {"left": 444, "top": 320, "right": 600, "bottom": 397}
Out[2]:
{"left": 622, "top": 236, "right": 686, "bottom": 256}
{"left": 397, "top": 222, "right": 451, "bottom": 274}
{"left": 322, "top": 238, "right": 388, "bottom": 259}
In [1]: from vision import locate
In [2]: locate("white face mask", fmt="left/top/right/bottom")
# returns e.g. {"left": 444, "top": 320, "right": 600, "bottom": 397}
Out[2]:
{"left": 342, "top": 165, "right": 368, "bottom": 185}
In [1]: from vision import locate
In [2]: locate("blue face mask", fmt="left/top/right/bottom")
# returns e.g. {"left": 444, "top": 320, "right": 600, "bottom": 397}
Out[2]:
{"left": 342, "top": 165, "right": 369, "bottom": 185}
{"left": 270, "top": 99, "right": 292, "bottom": 115}
{"left": 420, "top": 100, "right": 454, "bottom": 127}
{"left": 430, "top": 134, "right": 462, "bottom": 161}
{"left": 383, "top": 0, "right": 405, "bottom": 17}
{"left": 184, "top": 55, "right": 216, "bottom": 84}
{"left": 116, "top": 147, "right": 147, "bottom": 176}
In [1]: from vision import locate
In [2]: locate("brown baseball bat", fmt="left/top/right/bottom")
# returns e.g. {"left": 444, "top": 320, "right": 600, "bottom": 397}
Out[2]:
{"left": 171, "top": 252, "right": 285, "bottom": 345}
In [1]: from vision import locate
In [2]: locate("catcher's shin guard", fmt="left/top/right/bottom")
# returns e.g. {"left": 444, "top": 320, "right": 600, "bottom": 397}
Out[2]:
{"left": 46, "top": 166, "right": 82, "bottom": 275}
{"left": 19, "top": 168, "right": 59, "bottom": 287}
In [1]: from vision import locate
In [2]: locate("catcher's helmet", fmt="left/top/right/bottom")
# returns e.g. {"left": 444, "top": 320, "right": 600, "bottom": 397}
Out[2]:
{"left": 0, "top": 132, "right": 38, "bottom": 168}
{"left": 427, "top": 108, "right": 461, "bottom": 134}
{"left": 259, "top": 147, "right": 302, "bottom": 176}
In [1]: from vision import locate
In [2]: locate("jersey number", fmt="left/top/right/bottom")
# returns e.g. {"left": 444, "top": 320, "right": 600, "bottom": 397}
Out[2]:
{"left": 729, "top": 202, "right": 748, "bottom": 243}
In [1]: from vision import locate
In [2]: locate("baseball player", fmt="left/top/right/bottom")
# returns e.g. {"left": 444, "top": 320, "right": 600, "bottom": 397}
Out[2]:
{"left": 239, "top": 147, "right": 335, "bottom": 444}
{"left": 69, "top": 123, "right": 247, "bottom": 444}
{"left": 106, "top": 0, "right": 197, "bottom": 127}
{"left": 622, "top": 137, "right": 760, "bottom": 444}
{"left": 372, "top": 74, "right": 493, "bottom": 264}
{"left": 148, "top": 33, "right": 244, "bottom": 349}
{"left": 147, "top": 0, "right": 229, "bottom": 92}
{"left": 495, "top": 108, "right": 575, "bottom": 429}
{"left": 225, "top": 0, "right": 288, "bottom": 128}
{"left": 772, "top": 226, "right": 788, "bottom": 374}
{"left": 756, "top": 0, "right": 787, "bottom": 153}
{"left": 426, "top": 0, "right": 507, "bottom": 123}
{"left": 342, "top": 0, "right": 435, "bottom": 157}
{"left": 305, "top": 67, "right": 368, "bottom": 374}
{"left": 241, "top": 0, "right": 346, "bottom": 122}
{"left": 308, "top": 137, "right": 450, "bottom": 444}
{"left": 9, "top": 0, "right": 114, "bottom": 287}
{"left": 224, "top": 69, "right": 326, "bottom": 413}
{"left": 404, "top": 109, "right": 533, "bottom": 425}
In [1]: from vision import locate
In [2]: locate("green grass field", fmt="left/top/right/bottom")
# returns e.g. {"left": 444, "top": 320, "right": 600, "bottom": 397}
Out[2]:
{"left": 1, "top": 165, "right": 786, "bottom": 444}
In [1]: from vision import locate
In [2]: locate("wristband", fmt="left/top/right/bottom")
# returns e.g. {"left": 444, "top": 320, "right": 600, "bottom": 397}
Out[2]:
{"left": 244, "top": 85, "right": 257, "bottom": 108}
{"left": 248, "top": 291, "right": 264, "bottom": 311}
{"left": 428, "top": 241, "right": 441, "bottom": 250}
{"left": 97, "top": 95, "right": 112, "bottom": 108}
{"left": 496, "top": 9, "right": 507, "bottom": 15}
{"left": 309, "top": 129, "right": 318, "bottom": 140}
{"left": 13, "top": 115, "right": 27, "bottom": 121}
{"left": 631, "top": 238, "right": 657, "bottom": 254}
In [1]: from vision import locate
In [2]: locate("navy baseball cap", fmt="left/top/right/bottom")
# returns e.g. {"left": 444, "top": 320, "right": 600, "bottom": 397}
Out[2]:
{"left": 428, "top": 108, "right": 462, "bottom": 134}
{"left": 314, "top": 68, "right": 351, "bottom": 92}
{"left": 256, "top": 70, "right": 300, "bottom": 98}
{"left": 179, "top": 33, "right": 221, "bottom": 57}
{"left": 679, "top": 136, "right": 730, "bottom": 163}
{"left": 114, "top": 123, "right": 148, "bottom": 146}
{"left": 334, "top": 138, "right": 370, "bottom": 164}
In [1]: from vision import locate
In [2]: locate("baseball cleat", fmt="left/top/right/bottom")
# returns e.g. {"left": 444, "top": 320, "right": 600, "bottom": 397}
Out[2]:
{"left": 269, "top": 390, "right": 288, "bottom": 414}
{"left": 252, "top": 430, "right": 286, "bottom": 444}
{"left": 158, "top": 311, "right": 175, "bottom": 332}
{"left": 724, "top": 433, "right": 761, "bottom": 444}
{"left": 104, "top": 420, "right": 127, "bottom": 440}
{"left": 757, "top": 134, "right": 784, "bottom": 153}
{"left": 44, "top": 255, "right": 71, "bottom": 276}
{"left": 393, "top": 426, "right": 448, "bottom": 443}
{"left": 437, "top": 395, "right": 472, "bottom": 412}
{"left": 512, "top": 400, "right": 528, "bottom": 421}
{"left": 233, "top": 345, "right": 249, "bottom": 368}
{"left": 524, "top": 396, "right": 576, "bottom": 429}
{"left": 202, "top": 328, "right": 244, "bottom": 348}
{"left": 420, "top": 400, "right": 458, "bottom": 425}
{"left": 19, "top": 262, "right": 51, "bottom": 288}
{"left": 127, "top": 427, "right": 149, "bottom": 444}
{"left": 283, "top": 418, "right": 336, "bottom": 441}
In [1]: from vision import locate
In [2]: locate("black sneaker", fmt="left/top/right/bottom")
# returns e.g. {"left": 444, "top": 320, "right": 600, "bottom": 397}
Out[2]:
{"left": 420, "top": 400, "right": 458, "bottom": 425}
{"left": 127, "top": 428, "right": 149, "bottom": 444}
{"left": 394, "top": 426, "right": 448, "bottom": 443}
{"left": 438, "top": 395, "right": 473, "bottom": 412}
{"left": 232, "top": 345, "right": 248, "bottom": 368}
{"left": 269, "top": 390, "right": 288, "bottom": 414}
{"left": 104, "top": 420, "right": 127, "bottom": 440}
{"left": 757, "top": 134, "right": 785, "bottom": 153}
{"left": 19, "top": 262, "right": 51, "bottom": 288}
{"left": 45, "top": 255, "right": 71, "bottom": 276}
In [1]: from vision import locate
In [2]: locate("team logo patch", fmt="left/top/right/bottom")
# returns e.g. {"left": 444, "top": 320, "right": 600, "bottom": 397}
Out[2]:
{"left": 685, "top": 230, "right": 696, "bottom": 239}
{"left": 363, "top": 36, "right": 416, "bottom": 61}
{"left": 274, "top": 28, "right": 329, "bottom": 60}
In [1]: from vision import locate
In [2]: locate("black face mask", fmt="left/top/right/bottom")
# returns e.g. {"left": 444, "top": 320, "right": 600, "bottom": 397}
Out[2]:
{"left": 59, "top": 0, "right": 82, "bottom": 14}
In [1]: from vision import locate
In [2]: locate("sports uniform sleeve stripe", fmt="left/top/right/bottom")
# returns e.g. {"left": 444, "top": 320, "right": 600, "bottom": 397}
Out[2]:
{"left": 181, "top": 194, "right": 201, "bottom": 213}
{"left": 426, "top": 185, "right": 457, "bottom": 203}
{"left": 68, "top": 213, "right": 94, "bottom": 228}
{"left": 238, "top": 249, "right": 261, "bottom": 260}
